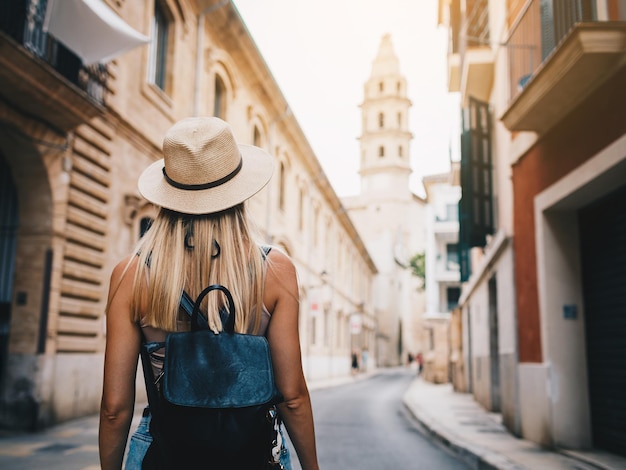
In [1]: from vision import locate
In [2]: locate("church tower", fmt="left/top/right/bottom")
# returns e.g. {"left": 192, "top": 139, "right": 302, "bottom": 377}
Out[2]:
{"left": 343, "top": 34, "right": 426, "bottom": 367}
{"left": 359, "top": 34, "right": 413, "bottom": 199}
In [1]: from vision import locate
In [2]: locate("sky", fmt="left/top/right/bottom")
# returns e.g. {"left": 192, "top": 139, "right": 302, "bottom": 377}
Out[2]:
{"left": 233, "top": 0, "right": 460, "bottom": 198}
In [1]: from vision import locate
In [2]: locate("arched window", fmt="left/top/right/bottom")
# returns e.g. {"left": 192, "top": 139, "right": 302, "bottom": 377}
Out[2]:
{"left": 397, "top": 112, "right": 402, "bottom": 127}
{"left": 298, "top": 188, "right": 304, "bottom": 231}
{"left": 379, "top": 146, "right": 385, "bottom": 158}
{"left": 398, "top": 146, "right": 403, "bottom": 158}
{"left": 378, "top": 112, "right": 384, "bottom": 129}
{"left": 313, "top": 206, "right": 319, "bottom": 246}
{"left": 397, "top": 81, "right": 401, "bottom": 93}
{"left": 214, "top": 75, "right": 227, "bottom": 119}
{"left": 279, "top": 162, "right": 286, "bottom": 211}
{"left": 253, "top": 126, "right": 262, "bottom": 147}
{"left": 149, "top": 1, "right": 170, "bottom": 91}
{"left": 379, "top": 81, "right": 384, "bottom": 92}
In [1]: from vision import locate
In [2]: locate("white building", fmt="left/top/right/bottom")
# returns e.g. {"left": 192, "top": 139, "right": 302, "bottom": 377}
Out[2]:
{"left": 343, "top": 35, "right": 427, "bottom": 366}
{"left": 423, "top": 165, "right": 462, "bottom": 318}
{"left": 421, "top": 164, "right": 461, "bottom": 382}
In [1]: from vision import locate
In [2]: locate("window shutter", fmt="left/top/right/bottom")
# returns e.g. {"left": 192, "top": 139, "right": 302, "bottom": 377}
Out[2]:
{"left": 458, "top": 97, "right": 494, "bottom": 282}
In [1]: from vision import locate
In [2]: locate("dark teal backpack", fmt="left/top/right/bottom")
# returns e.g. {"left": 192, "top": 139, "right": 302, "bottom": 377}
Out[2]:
{"left": 139, "top": 281, "right": 284, "bottom": 469}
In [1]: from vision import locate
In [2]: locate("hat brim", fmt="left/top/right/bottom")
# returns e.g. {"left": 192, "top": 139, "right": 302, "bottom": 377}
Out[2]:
{"left": 138, "top": 144, "right": 274, "bottom": 214}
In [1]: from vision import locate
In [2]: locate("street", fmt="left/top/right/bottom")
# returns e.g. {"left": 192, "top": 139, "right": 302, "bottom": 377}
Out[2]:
{"left": 300, "top": 368, "right": 467, "bottom": 470}
{"left": 0, "top": 369, "right": 469, "bottom": 470}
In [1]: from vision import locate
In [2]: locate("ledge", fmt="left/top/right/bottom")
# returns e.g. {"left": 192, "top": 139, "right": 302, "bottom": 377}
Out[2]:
{"left": 501, "top": 22, "right": 626, "bottom": 135}
{"left": 0, "top": 33, "right": 104, "bottom": 131}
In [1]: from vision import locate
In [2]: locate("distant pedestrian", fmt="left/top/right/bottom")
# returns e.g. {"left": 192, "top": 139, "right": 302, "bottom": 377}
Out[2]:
{"left": 351, "top": 350, "right": 359, "bottom": 375}
{"left": 416, "top": 352, "right": 424, "bottom": 376}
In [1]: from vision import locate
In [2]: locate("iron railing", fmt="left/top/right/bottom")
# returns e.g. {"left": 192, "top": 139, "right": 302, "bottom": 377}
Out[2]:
{"left": 505, "top": 0, "right": 601, "bottom": 102}
{"left": 0, "top": 0, "right": 107, "bottom": 106}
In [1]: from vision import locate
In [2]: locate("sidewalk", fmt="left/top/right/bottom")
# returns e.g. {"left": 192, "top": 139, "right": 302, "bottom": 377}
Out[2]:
{"left": 402, "top": 378, "right": 626, "bottom": 470}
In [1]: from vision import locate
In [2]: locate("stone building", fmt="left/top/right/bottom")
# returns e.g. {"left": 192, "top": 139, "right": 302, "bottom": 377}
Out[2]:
{"left": 343, "top": 35, "right": 426, "bottom": 367}
{"left": 439, "top": 0, "right": 626, "bottom": 458}
{"left": 0, "top": 0, "right": 377, "bottom": 431}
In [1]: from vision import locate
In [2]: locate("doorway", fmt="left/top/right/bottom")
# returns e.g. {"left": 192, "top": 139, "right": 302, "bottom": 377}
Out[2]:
{"left": 0, "top": 153, "right": 19, "bottom": 384}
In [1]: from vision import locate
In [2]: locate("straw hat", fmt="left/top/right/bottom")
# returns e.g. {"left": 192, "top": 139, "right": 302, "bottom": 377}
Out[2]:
{"left": 138, "top": 117, "right": 274, "bottom": 214}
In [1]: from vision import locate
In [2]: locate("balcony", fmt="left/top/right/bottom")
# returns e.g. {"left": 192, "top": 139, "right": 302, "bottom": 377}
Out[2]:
{"left": 501, "top": 0, "right": 626, "bottom": 134}
{"left": 460, "top": 0, "right": 494, "bottom": 105}
{"left": 0, "top": 0, "right": 106, "bottom": 131}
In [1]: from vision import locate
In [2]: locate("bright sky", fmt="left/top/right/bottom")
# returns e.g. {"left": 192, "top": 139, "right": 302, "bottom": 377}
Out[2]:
{"left": 233, "top": 0, "right": 460, "bottom": 198}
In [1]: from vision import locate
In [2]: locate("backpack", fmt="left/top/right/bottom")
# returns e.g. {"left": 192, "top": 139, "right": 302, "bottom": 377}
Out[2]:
{"left": 139, "top": 281, "right": 284, "bottom": 469}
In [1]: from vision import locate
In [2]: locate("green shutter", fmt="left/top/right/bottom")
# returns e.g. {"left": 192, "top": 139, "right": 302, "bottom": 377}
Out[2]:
{"left": 458, "top": 97, "right": 494, "bottom": 283}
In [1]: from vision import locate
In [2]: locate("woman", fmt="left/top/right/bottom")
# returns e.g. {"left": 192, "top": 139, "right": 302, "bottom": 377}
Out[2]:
{"left": 99, "top": 117, "right": 319, "bottom": 470}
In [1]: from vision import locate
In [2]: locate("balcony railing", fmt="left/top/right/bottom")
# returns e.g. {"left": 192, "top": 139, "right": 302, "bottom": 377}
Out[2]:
{"left": 504, "top": 0, "right": 621, "bottom": 103}
{"left": 0, "top": 0, "right": 107, "bottom": 106}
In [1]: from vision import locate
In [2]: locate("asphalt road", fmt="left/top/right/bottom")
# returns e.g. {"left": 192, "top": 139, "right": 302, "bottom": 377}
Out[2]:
{"left": 0, "top": 368, "right": 468, "bottom": 469}
{"left": 288, "top": 368, "right": 469, "bottom": 470}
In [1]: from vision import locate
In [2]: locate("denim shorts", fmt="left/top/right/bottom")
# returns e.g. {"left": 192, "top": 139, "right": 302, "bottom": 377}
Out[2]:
{"left": 124, "top": 414, "right": 152, "bottom": 470}
{"left": 124, "top": 410, "right": 293, "bottom": 470}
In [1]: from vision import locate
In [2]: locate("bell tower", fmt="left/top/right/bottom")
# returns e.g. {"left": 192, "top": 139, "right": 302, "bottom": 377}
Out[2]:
{"left": 358, "top": 34, "right": 413, "bottom": 199}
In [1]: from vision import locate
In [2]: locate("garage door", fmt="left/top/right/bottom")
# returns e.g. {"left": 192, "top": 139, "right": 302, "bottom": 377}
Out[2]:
{"left": 579, "top": 184, "right": 626, "bottom": 456}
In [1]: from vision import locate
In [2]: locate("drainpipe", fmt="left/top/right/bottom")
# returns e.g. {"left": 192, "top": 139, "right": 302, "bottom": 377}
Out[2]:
{"left": 194, "top": 0, "right": 230, "bottom": 117}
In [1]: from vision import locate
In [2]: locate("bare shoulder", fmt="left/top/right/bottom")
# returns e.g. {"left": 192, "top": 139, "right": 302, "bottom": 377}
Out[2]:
{"left": 266, "top": 246, "right": 296, "bottom": 276}
{"left": 106, "top": 254, "right": 140, "bottom": 305}
{"left": 264, "top": 246, "right": 298, "bottom": 311}
{"left": 110, "top": 254, "right": 137, "bottom": 283}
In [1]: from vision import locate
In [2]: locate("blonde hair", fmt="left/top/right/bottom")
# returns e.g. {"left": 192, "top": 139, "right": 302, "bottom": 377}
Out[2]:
{"left": 129, "top": 204, "right": 266, "bottom": 334}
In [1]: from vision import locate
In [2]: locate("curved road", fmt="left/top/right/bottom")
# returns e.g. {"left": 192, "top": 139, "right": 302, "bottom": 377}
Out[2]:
{"left": 289, "top": 368, "right": 468, "bottom": 470}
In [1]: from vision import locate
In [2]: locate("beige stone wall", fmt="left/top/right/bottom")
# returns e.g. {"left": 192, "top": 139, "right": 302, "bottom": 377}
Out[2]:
{"left": 422, "top": 318, "right": 450, "bottom": 384}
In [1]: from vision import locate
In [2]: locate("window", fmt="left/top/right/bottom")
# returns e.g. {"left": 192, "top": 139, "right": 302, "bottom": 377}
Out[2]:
{"left": 446, "top": 287, "right": 461, "bottom": 311}
{"left": 313, "top": 206, "right": 319, "bottom": 246}
{"left": 446, "top": 244, "right": 459, "bottom": 271}
{"left": 149, "top": 1, "right": 169, "bottom": 90}
{"left": 446, "top": 203, "right": 459, "bottom": 221}
{"left": 398, "top": 146, "right": 403, "bottom": 158}
{"left": 397, "top": 112, "right": 402, "bottom": 127}
{"left": 397, "top": 81, "right": 401, "bottom": 93}
{"left": 278, "top": 162, "right": 286, "bottom": 211}
{"left": 379, "top": 81, "right": 384, "bottom": 92}
{"left": 214, "top": 74, "right": 227, "bottom": 119}
{"left": 298, "top": 188, "right": 304, "bottom": 231}
{"left": 253, "top": 126, "right": 261, "bottom": 147}
{"left": 378, "top": 146, "right": 385, "bottom": 158}
{"left": 378, "top": 112, "right": 384, "bottom": 128}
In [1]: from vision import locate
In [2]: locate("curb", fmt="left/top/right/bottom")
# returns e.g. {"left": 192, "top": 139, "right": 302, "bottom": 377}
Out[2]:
{"left": 402, "top": 391, "right": 524, "bottom": 470}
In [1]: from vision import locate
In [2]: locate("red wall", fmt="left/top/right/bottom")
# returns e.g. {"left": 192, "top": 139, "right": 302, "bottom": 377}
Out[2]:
{"left": 511, "top": 68, "right": 626, "bottom": 363}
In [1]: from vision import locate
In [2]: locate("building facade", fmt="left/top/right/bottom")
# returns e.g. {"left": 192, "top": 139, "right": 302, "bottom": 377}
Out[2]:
{"left": 0, "top": 0, "right": 377, "bottom": 431}
{"left": 439, "top": 0, "right": 626, "bottom": 458}
{"left": 421, "top": 164, "right": 461, "bottom": 383}
{"left": 343, "top": 35, "right": 426, "bottom": 367}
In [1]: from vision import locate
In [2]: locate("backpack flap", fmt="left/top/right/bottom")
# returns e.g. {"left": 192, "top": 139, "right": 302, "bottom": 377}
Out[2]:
{"left": 162, "top": 329, "right": 282, "bottom": 408}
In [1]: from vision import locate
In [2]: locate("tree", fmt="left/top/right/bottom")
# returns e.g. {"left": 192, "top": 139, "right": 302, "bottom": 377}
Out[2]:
{"left": 408, "top": 252, "right": 426, "bottom": 291}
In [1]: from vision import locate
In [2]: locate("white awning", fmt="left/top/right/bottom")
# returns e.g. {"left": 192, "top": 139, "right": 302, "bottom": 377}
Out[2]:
{"left": 43, "top": 0, "right": 150, "bottom": 65}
